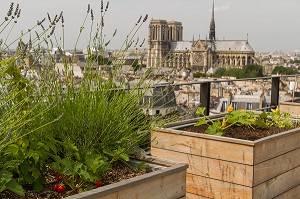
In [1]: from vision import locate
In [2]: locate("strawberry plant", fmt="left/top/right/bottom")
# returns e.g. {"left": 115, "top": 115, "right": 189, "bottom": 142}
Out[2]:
{"left": 2, "top": 134, "right": 59, "bottom": 192}
{"left": 49, "top": 146, "right": 111, "bottom": 194}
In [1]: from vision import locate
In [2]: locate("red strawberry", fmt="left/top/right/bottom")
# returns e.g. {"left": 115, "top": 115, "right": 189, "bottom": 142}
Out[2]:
{"left": 57, "top": 185, "right": 65, "bottom": 193}
{"left": 55, "top": 174, "right": 61, "bottom": 181}
{"left": 95, "top": 180, "right": 102, "bottom": 187}
{"left": 53, "top": 184, "right": 59, "bottom": 191}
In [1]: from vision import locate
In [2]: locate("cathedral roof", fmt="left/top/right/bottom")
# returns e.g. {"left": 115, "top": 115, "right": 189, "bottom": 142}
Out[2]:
{"left": 169, "top": 40, "right": 254, "bottom": 53}
{"left": 170, "top": 41, "right": 192, "bottom": 51}
{"left": 213, "top": 40, "right": 254, "bottom": 52}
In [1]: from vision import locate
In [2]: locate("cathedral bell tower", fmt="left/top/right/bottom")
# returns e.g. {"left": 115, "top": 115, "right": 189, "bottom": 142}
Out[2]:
{"left": 147, "top": 20, "right": 182, "bottom": 68}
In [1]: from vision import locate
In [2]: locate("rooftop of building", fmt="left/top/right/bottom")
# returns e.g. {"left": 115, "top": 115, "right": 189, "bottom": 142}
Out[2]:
{"left": 169, "top": 40, "right": 254, "bottom": 52}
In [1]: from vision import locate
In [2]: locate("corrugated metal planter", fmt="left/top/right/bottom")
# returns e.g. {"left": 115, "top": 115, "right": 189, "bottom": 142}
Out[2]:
{"left": 151, "top": 118, "right": 300, "bottom": 199}
{"left": 65, "top": 156, "right": 188, "bottom": 199}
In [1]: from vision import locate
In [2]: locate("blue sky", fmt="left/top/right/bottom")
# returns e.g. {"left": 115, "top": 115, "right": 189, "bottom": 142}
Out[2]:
{"left": 0, "top": 0, "right": 299, "bottom": 52}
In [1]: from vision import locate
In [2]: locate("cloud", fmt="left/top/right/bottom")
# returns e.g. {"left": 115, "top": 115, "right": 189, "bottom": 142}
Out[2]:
{"left": 213, "top": 2, "right": 232, "bottom": 12}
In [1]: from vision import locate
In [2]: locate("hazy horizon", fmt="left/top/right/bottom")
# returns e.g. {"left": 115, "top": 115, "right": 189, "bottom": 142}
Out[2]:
{"left": 0, "top": 0, "right": 299, "bottom": 52}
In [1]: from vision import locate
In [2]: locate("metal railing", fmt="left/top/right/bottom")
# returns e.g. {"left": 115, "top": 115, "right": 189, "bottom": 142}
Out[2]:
{"left": 155, "top": 74, "right": 300, "bottom": 116}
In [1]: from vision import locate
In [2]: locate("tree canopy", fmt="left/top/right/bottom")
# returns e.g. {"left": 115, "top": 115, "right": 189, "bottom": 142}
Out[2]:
{"left": 213, "top": 64, "right": 264, "bottom": 78}
{"left": 272, "top": 65, "right": 298, "bottom": 75}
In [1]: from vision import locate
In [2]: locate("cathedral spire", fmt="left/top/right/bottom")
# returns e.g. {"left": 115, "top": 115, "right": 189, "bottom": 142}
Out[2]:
{"left": 209, "top": 0, "right": 216, "bottom": 41}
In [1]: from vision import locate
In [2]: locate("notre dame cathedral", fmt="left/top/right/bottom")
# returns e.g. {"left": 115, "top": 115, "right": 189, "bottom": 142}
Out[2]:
{"left": 147, "top": 1, "right": 255, "bottom": 72}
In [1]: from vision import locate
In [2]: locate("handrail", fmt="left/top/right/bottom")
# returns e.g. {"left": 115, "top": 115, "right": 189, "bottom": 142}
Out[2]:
{"left": 153, "top": 74, "right": 299, "bottom": 116}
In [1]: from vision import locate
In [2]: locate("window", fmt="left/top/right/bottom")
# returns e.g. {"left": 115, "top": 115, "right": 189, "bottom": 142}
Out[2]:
{"left": 221, "top": 101, "right": 228, "bottom": 112}
{"left": 231, "top": 102, "right": 237, "bottom": 110}
{"left": 152, "top": 26, "right": 155, "bottom": 40}
{"left": 156, "top": 110, "right": 160, "bottom": 115}
{"left": 246, "top": 103, "right": 253, "bottom": 110}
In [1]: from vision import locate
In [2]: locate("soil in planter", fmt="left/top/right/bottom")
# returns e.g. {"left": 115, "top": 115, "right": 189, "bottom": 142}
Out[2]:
{"left": 0, "top": 164, "right": 147, "bottom": 199}
{"left": 184, "top": 125, "right": 295, "bottom": 141}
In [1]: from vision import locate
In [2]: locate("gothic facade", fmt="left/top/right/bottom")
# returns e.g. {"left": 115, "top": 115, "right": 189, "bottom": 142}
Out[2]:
{"left": 147, "top": 2, "right": 255, "bottom": 72}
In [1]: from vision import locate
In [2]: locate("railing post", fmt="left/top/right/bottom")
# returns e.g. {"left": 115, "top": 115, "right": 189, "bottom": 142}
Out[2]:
{"left": 271, "top": 77, "right": 280, "bottom": 108}
{"left": 200, "top": 82, "right": 211, "bottom": 116}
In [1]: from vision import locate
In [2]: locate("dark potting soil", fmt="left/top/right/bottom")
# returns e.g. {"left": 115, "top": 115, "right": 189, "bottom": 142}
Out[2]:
{"left": 184, "top": 125, "right": 294, "bottom": 141}
{"left": 0, "top": 164, "right": 146, "bottom": 199}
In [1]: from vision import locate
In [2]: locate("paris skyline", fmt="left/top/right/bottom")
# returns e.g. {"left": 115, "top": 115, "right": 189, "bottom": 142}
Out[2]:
{"left": 0, "top": 0, "right": 299, "bottom": 52}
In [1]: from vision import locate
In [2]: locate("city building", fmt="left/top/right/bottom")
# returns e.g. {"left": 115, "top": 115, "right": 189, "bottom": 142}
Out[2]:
{"left": 147, "top": 1, "right": 255, "bottom": 72}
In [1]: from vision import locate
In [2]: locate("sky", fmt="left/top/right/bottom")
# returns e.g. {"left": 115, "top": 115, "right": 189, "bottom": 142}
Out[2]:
{"left": 0, "top": 0, "right": 300, "bottom": 52}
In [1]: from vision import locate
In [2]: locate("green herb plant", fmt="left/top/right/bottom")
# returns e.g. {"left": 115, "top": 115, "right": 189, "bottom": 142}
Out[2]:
{"left": 1, "top": 1, "right": 175, "bottom": 196}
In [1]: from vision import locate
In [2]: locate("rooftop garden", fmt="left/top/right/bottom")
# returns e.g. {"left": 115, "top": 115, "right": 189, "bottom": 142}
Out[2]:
{"left": 0, "top": 2, "right": 177, "bottom": 198}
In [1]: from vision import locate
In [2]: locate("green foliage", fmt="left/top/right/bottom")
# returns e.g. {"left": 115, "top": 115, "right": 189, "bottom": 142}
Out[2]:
{"left": 290, "top": 60, "right": 300, "bottom": 64}
{"left": 135, "top": 162, "right": 150, "bottom": 171}
{"left": 269, "top": 106, "right": 294, "bottom": 128}
{"left": 213, "top": 64, "right": 264, "bottom": 78}
{"left": 193, "top": 72, "right": 206, "bottom": 78}
{"left": 2, "top": 135, "right": 58, "bottom": 192}
{"left": 213, "top": 67, "right": 226, "bottom": 78}
{"left": 195, "top": 107, "right": 294, "bottom": 136}
{"left": 0, "top": 58, "right": 57, "bottom": 195}
{"left": 87, "top": 54, "right": 112, "bottom": 65}
{"left": 50, "top": 149, "right": 111, "bottom": 193}
{"left": 0, "top": 2, "right": 168, "bottom": 196}
{"left": 243, "top": 64, "right": 264, "bottom": 78}
{"left": 272, "top": 65, "right": 298, "bottom": 75}
{"left": 0, "top": 169, "right": 24, "bottom": 196}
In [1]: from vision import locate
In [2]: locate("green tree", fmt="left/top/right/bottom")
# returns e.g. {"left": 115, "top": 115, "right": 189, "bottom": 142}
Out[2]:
{"left": 214, "top": 68, "right": 226, "bottom": 78}
{"left": 272, "top": 65, "right": 298, "bottom": 75}
{"left": 213, "top": 64, "right": 264, "bottom": 78}
{"left": 243, "top": 64, "right": 264, "bottom": 78}
{"left": 193, "top": 72, "right": 206, "bottom": 78}
{"left": 290, "top": 60, "right": 300, "bottom": 64}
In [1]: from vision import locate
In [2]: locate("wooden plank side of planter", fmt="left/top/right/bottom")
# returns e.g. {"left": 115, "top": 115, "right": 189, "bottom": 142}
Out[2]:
{"left": 279, "top": 102, "right": 300, "bottom": 117}
{"left": 273, "top": 185, "right": 300, "bottom": 199}
{"left": 151, "top": 147, "right": 253, "bottom": 186}
{"left": 186, "top": 192, "right": 211, "bottom": 199}
{"left": 186, "top": 174, "right": 252, "bottom": 199}
{"left": 94, "top": 170, "right": 186, "bottom": 199}
{"left": 253, "top": 165, "right": 300, "bottom": 199}
{"left": 254, "top": 129, "right": 300, "bottom": 164}
{"left": 66, "top": 163, "right": 187, "bottom": 199}
{"left": 152, "top": 131, "right": 254, "bottom": 165}
{"left": 253, "top": 147, "right": 300, "bottom": 186}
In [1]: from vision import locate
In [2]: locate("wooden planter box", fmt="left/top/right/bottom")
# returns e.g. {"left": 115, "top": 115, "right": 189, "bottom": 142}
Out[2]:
{"left": 151, "top": 119, "right": 300, "bottom": 199}
{"left": 280, "top": 101, "right": 300, "bottom": 117}
{"left": 65, "top": 156, "right": 188, "bottom": 199}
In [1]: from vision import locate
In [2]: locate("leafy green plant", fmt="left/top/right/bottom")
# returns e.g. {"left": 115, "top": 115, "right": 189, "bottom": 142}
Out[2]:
{"left": 195, "top": 106, "right": 294, "bottom": 136}
{"left": 2, "top": 135, "right": 58, "bottom": 192}
{"left": 50, "top": 150, "right": 111, "bottom": 194}
{"left": 269, "top": 106, "right": 294, "bottom": 128}
{"left": 0, "top": 1, "right": 175, "bottom": 197}
{"left": 0, "top": 57, "right": 60, "bottom": 195}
